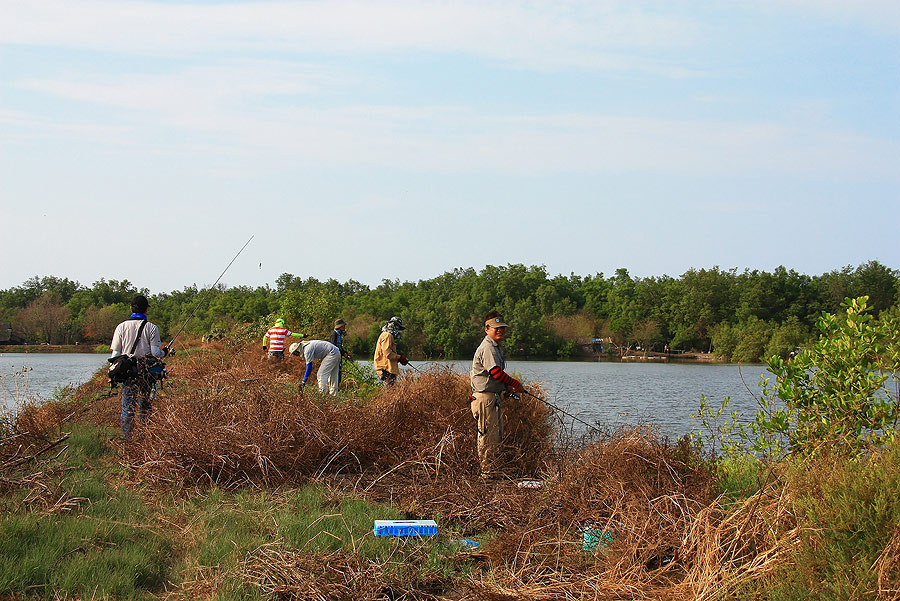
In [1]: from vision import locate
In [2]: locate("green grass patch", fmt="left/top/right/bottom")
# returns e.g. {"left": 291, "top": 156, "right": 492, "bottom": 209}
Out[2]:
{"left": 715, "top": 454, "right": 768, "bottom": 501}
{"left": 0, "top": 424, "right": 172, "bottom": 599}
{"left": 276, "top": 486, "right": 406, "bottom": 555}
{"left": 178, "top": 483, "right": 457, "bottom": 599}
{"left": 0, "top": 511, "right": 171, "bottom": 599}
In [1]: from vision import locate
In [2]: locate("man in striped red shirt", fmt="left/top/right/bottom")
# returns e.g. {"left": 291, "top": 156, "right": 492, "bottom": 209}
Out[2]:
{"left": 263, "top": 318, "right": 306, "bottom": 361}
{"left": 470, "top": 311, "right": 524, "bottom": 478}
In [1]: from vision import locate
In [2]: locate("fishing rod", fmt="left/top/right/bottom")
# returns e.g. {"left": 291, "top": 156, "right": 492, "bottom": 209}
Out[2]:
{"left": 519, "top": 389, "right": 600, "bottom": 433}
{"left": 165, "top": 235, "right": 254, "bottom": 349}
{"left": 342, "top": 357, "right": 365, "bottom": 377}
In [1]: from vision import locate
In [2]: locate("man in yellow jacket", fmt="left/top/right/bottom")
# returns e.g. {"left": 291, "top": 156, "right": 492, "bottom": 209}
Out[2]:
{"left": 373, "top": 316, "right": 408, "bottom": 385}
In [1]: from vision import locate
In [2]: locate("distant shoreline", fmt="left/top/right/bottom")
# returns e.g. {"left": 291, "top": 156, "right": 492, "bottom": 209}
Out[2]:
{"left": 0, "top": 345, "right": 105, "bottom": 354}
{"left": 0, "top": 344, "right": 725, "bottom": 362}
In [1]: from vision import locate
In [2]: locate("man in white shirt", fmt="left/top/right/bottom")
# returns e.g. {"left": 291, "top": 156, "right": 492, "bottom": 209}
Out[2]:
{"left": 292, "top": 339, "right": 342, "bottom": 395}
{"left": 109, "top": 295, "right": 170, "bottom": 438}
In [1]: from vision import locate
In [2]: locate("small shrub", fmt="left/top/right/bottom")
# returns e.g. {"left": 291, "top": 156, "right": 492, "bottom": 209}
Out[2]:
{"left": 695, "top": 297, "right": 900, "bottom": 460}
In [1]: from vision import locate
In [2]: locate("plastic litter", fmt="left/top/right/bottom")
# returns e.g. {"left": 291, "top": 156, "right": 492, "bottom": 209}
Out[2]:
{"left": 517, "top": 480, "right": 543, "bottom": 489}
{"left": 373, "top": 519, "right": 438, "bottom": 537}
{"left": 583, "top": 529, "right": 614, "bottom": 551}
{"left": 449, "top": 539, "right": 479, "bottom": 548}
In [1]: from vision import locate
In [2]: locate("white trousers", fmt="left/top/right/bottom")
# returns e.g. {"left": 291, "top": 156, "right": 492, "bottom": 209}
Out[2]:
{"left": 317, "top": 351, "right": 342, "bottom": 395}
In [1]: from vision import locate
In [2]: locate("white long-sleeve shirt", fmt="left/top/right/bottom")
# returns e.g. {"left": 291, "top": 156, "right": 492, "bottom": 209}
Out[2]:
{"left": 110, "top": 318, "right": 165, "bottom": 359}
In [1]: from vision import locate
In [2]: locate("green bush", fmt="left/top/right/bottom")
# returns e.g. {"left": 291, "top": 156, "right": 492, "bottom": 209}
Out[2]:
{"left": 710, "top": 323, "right": 739, "bottom": 361}
{"left": 695, "top": 297, "right": 900, "bottom": 459}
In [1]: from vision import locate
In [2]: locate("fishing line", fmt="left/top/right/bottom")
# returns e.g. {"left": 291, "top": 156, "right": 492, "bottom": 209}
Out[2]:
{"left": 165, "top": 235, "right": 254, "bottom": 349}
{"left": 520, "top": 389, "right": 600, "bottom": 433}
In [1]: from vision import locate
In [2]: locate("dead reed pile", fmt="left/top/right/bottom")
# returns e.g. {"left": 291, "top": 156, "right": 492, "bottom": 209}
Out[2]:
{"left": 876, "top": 521, "right": 900, "bottom": 599}
{"left": 451, "top": 431, "right": 803, "bottom": 600}
{"left": 123, "top": 348, "right": 554, "bottom": 493}
{"left": 474, "top": 428, "right": 714, "bottom": 593}
{"left": 678, "top": 485, "right": 801, "bottom": 600}
{"left": 242, "top": 543, "right": 445, "bottom": 601}
{"left": 0, "top": 344, "right": 813, "bottom": 599}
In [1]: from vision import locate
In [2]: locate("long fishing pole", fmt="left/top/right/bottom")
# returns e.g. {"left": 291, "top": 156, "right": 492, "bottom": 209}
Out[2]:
{"left": 519, "top": 389, "right": 599, "bottom": 432}
{"left": 342, "top": 357, "right": 364, "bottom": 377}
{"left": 165, "top": 235, "right": 254, "bottom": 349}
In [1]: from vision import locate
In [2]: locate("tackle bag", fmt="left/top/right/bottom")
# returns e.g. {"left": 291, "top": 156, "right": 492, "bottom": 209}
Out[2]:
{"left": 108, "top": 320, "right": 166, "bottom": 384}
{"left": 138, "top": 355, "right": 167, "bottom": 382}
{"left": 108, "top": 354, "right": 140, "bottom": 383}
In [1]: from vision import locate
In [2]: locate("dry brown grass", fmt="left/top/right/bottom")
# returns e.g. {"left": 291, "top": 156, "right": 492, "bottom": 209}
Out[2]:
{"left": 0, "top": 400, "right": 95, "bottom": 522}
{"left": 877, "top": 521, "right": 900, "bottom": 599}
{"left": 121, "top": 345, "right": 554, "bottom": 494}
{"left": 0, "top": 343, "right": 816, "bottom": 599}
{"left": 241, "top": 543, "right": 450, "bottom": 601}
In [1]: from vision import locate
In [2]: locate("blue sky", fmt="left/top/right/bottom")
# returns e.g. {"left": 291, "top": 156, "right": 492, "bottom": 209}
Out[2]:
{"left": 1, "top": 0, "right": 898, "bottom": 293}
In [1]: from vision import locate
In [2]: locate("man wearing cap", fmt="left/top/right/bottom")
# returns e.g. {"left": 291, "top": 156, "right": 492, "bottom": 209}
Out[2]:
{"left": 292, "top": 339, "right": 342, "bottom": 395}
{"left": 263, "top": 318, "right": 306, "bottom": 362}
{"left": 109, "top": 295, "right": 171, "bottom": 439}
{"left": 373, "top": 316, "right": 408, "bottom": 386}
{"left": 329, "top": 318, "right": 353, "bottom": 387}
{"left": 470, "top": 311, "right": 524, "bottom": 478}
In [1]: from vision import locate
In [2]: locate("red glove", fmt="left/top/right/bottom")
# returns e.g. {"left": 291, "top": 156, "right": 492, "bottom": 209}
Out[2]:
{"left": 399, "top": 355, "right": 409, "bottom": 365}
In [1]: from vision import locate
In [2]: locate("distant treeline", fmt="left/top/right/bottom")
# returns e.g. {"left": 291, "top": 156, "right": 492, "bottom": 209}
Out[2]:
{"left": 1, "top": 261, "right": 898, "bottom": 361}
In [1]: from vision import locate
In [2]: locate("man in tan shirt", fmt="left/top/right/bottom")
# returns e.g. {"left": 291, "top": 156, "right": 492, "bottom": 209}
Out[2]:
{"left": 373, "top": 316, "right": 408, "bottom": 385}
{"left": 470, "top": 311, "right": 524, "bottom": 478}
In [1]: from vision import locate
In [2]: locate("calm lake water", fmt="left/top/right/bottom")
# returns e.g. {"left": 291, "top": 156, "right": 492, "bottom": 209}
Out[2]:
{"left": 0, "top": 353, "right": 109, "bottom": 409}
{"left": 1, "top": 352, "right": 772, "bottom": 438}
{"left": 365, "top": 359, "right": 772, "bottom": 438}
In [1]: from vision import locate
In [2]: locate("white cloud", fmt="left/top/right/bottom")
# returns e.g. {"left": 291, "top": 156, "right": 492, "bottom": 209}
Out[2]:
{"left": 3, "top": 2, "right": 896, "bottom": 186}
{"left": 8, "top": 63, "right": 897, "bottom": 181}
{"left": 1, "top": 0, "right": 701, "bottom": 73}
{"left": 15, "top": 60, "right": 330, "bottom": 115}
{"left": 767, "top": 0, "right": 900, "bottom": 32}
